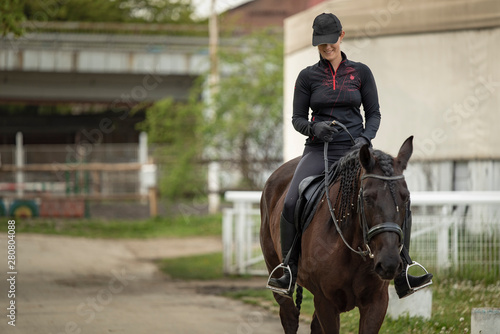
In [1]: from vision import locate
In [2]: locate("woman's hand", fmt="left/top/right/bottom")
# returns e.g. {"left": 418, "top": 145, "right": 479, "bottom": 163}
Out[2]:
{"left": 312, "top": 121, "right": 339, "bottom": 142}
{"left": 353, "top": 136, "right": 370, "bottom": 149}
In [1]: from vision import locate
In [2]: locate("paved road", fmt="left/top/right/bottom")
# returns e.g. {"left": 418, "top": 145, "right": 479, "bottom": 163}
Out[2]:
{"left": 0, "top": 233, "right": 309, "bottom": 334}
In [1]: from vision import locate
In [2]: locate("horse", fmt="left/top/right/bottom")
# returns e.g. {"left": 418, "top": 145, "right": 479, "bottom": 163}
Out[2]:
{"left": 260, "top": 136, "right": 414, "bottom": 333}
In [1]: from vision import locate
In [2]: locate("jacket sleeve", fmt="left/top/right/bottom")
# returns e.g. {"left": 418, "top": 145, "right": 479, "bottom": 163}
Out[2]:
{"left": 291, "top": 68, "right": 313, "bottom": 137}
{"left": 359, "top": 64, "right": 381, "bottom": 141}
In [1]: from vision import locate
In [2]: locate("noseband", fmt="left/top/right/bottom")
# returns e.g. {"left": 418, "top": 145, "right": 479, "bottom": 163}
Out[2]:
{"left": 358, "top": 173, "right": 405, "bottom": 259}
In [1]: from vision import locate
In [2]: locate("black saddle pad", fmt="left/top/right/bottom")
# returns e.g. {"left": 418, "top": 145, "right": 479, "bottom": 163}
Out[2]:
{"left": 294, "top": 173, "right": 326, "bottom": 232}
{"left": 293, "top": 158, "right": 342, "bottom": 232}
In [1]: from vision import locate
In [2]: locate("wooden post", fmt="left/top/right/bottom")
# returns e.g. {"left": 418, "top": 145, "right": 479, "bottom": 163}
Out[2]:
{"left": 148, "top": 187, "right": 158, "bottom": 217}
{"left": 207, "top": 0, "right": 220, "bottom": 214}
{"left": 15, "top": 132, "right": 24, "bottom": 198}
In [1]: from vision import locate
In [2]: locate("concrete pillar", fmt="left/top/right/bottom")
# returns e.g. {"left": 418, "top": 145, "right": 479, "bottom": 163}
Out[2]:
{"left": 387, "top": 285, "right": 432, "bottom": 320}
{"left": 208, "top": 161, "right": 220, "bottom": 213}
{"left": 471, "top": 308, "right": 500, "bottom": 334}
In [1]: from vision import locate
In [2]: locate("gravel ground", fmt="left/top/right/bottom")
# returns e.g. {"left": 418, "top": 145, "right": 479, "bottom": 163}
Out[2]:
{"left": 0, "top": 233, "right": 309, "bottom": 333}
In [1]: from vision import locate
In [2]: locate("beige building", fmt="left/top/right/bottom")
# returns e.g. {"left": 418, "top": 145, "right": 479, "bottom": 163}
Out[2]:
{"left": 283, "top": 0, "right": 500, "bottom": 193}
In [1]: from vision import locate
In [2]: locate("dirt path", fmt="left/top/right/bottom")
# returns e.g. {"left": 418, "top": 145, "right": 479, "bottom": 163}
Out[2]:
{"left": 0, "top": 233, "right": 308, "bottom": 333}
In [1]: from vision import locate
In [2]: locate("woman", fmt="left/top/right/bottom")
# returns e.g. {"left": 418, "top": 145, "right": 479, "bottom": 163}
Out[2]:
{"left": 267, "top": 13, "right": 432, "bottom": 299}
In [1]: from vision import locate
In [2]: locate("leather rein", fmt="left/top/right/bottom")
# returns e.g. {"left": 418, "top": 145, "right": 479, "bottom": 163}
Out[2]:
{"left": 323, "top": 121, "right": 404, "bottom": 260}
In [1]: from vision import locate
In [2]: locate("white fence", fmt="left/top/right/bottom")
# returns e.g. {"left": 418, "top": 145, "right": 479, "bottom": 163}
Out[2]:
{"left": 222, "top": 191, "right": 500, "bottom": 277}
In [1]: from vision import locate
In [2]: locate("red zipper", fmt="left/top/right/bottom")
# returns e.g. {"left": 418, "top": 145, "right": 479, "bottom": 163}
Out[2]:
{"left": 327, "top": 62, "right": 336, "bottom": 90}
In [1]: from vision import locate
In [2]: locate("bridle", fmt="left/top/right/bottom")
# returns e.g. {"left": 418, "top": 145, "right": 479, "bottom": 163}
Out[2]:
{"left": 357, "top": 173, "right": 405, "bottom": 259}
{"left": 323, "top": 121, "right": 405, "bottom": 260}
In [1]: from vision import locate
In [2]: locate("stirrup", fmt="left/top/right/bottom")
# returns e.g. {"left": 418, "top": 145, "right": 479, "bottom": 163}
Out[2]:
{"left": 266, "top": 263, "right": 294, "bottom": 298}
{"left": 404, "top": 261, "right": 433, "bottom": 296}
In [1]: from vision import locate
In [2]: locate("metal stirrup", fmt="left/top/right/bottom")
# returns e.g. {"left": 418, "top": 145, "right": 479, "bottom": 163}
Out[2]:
{"left": 404, "top": 261, "right": 433, "bottom": 294}
{"left": 266, "top": 264, "right": 294, "bottom": 297}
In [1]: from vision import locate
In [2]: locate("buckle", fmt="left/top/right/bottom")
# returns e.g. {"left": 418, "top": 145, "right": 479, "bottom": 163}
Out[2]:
{"left": 266, "top": 263, "right": 294, "bottom": 299}
{"left": 405, "top": 261, "right": 433, "bottom": 296}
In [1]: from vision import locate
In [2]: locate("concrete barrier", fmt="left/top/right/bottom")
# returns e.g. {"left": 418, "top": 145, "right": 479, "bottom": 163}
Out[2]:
{"left": 471, "top": 308, "right": 500, "bottom": 334}
{"left": 386, "top": 285, "right": 432, "bottom": 320}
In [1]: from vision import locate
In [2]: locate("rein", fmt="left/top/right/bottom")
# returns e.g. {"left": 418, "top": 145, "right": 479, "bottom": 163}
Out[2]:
{"left": 323, "top": 122, "right": 404, "bottom": 260}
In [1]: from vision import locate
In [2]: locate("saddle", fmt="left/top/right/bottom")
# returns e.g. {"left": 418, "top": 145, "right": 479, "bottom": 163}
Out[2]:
{"left": 294, "top": 173, "right": 327, "bottom": 232}
{"left": 293, "top": 158, "right": 343, "bottom": 232}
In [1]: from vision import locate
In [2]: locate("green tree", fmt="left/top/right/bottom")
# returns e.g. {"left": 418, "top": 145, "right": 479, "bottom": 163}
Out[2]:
{"left": 206, "top": 29, "right": 284, "bottom": 189}
{"left": 1, "top": 0, "right": 26, "bottom": 37}
{"left": 23, "top": 0, "right": 199, "bottom": 23}
{"left": 139, "top": 29, "right": 284, "bottom": 198}
{"left": 137, "top": 81, "right": 205, "bottom": 200}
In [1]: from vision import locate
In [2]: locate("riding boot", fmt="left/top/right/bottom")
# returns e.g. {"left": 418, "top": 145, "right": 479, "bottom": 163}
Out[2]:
{"left": 394, "top": 201, "right": 433, "bottom": 298}
{"left": 394, "top": 246, "right": 433, "bottom": 298}
{"left": 267, "top": 214, "right": 299, "bottom": 298}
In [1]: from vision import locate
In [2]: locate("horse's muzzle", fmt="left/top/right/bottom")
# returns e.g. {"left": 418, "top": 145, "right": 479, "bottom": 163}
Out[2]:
{"left": 374, "top": 257, "right": 403, "bottom": 280}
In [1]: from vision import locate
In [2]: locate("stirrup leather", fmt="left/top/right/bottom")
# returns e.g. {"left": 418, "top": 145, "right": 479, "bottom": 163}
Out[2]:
{"left": 404, "top": 261, "right": 433, "bottom": 295}
{"left": 266, "top": 263, "right": 294, "bottom": 298}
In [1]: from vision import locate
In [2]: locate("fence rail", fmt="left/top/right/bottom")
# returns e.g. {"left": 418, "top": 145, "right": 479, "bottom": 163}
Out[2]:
{"left": 222, "top": 191, "right": 500, "bottom": 278}
{"left": 0, "top": 139, "right": 159, "bottom": 217}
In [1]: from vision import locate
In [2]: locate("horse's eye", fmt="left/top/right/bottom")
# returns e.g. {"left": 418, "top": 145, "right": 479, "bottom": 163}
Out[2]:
{"left": 363, "top": 192, "right": 377, "bottom": 204}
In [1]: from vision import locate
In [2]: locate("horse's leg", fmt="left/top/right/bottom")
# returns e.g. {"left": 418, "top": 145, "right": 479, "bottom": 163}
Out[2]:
{"left": 357, "top": 291, "right": 389, "bottom": 334}
{"left": 272, "top": 293, "right": 300, "bottom": 334}
{"left": 265, "top": 253, "right": 300, "bottom": 333}
{"left": 312, "top": 295, "right": 340, "bottom": 334}
{"left": 310, "top": 311, "right": 323, "bottom": 334}
{"left": 261, "top": 210, "right": 300, "bottom": 333}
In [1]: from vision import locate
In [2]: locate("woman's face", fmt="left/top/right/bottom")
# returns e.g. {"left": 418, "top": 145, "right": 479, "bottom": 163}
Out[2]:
{"left": 318, "top": 31, "right": 345, "bottom": 64}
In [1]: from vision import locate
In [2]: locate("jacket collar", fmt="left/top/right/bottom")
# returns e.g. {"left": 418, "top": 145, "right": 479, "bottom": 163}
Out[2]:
{"left": 319, "top": 51, "right": 348, "bottom": 68}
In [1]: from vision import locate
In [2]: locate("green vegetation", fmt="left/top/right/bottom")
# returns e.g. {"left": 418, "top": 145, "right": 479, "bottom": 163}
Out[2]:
{"left": 3, "top": 0, "right": 206, "bottom": 37}
{"left": 1, "top": 0, "right": 25, "bottom": 36}
{"left": 23, "top": 0, "right": 200, "bottom": 24}
{"left": 14, "top": 214, "right": 222, "bottom": 239}
{"left": 205, "top": 29, "right": 284, "bottom": 189}
{"left": 137, "top": 82, "right": 206, "bottom": 200}
{"left": 139, "top": 29, "right": 284, "bottom": 197}
{"left": 157, "top": 252, "right": 224, "bottom": 280}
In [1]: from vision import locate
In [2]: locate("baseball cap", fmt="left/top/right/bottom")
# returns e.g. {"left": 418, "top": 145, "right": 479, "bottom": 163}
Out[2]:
{"left": 312, "top": 13, "right": 343, "bottom": 46}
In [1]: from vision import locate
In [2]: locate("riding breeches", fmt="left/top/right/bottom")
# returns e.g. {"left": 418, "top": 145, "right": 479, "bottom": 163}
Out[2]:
{"left": 282, "top": 143, "right": 352, "bottom": 223}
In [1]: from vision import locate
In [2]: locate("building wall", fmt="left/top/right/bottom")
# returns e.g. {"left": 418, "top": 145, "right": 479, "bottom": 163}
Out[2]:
{"left": 283, "top": 0, "right": 500, "bottom": 193}
{"left": 222, "top": 0, "right": 325, "bottom": 32}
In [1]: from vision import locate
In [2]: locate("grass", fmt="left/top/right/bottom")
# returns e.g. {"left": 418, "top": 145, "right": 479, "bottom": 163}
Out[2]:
{"left": 220, "top": 280, "right": 499, "bottom": 333}
{"left": 159, "top": 252, "right": 500, "bottom": 334}
{"left": 12, "top": 214, "right": 222, "bottom": 239}
{"left": 157, "top": 252, "right": 224, "bottom": 280}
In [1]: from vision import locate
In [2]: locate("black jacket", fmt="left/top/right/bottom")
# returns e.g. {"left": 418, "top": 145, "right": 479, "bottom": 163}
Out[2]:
{"left": 292, "top": 52, "right": 381, "bottom": 146}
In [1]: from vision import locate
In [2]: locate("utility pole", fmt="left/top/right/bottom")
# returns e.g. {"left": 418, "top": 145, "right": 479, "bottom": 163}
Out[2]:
{"left": 209, "top": 0, "right": 219, "bottom": 92}
{"left": 207, "top": 0, "right": 220, "bottom": 214}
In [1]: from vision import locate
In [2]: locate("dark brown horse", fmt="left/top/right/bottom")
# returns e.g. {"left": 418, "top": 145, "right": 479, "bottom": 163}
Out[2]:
{"left": 260, "top": 137, "right": 414, "bottom": 333}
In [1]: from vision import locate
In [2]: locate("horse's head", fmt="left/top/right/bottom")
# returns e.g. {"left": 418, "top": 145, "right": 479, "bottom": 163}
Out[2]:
{"left": 357, "top": 136, "right": 413, "bottom": 280}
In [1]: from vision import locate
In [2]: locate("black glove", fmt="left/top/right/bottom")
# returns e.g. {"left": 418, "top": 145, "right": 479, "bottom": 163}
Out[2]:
{"left": 353, "top": 136, "right": 370, "bottom": 149}
{"left": 312, "top": 121, "right": 338, "bottom": 142}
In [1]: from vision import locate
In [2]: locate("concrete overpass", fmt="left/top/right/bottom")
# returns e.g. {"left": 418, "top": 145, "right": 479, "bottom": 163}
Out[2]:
{"left": 0, "top": 23, "right": 215, "bottom": 104}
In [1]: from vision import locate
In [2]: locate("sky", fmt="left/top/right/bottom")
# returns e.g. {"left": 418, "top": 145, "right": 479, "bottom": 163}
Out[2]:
{"left": 191, "top": 0, "right": 252, "bottom": 18}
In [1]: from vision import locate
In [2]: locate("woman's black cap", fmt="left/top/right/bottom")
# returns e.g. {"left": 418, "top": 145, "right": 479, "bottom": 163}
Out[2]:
{"left": 312, "top": 13, "right": 343, "bottom": 46}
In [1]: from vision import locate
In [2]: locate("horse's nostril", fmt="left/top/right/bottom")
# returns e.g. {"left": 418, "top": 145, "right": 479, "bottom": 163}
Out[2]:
{"left": 375, "top": 262, "right": 384, "bottom": 274}
{"left": 375, "top": 259, "right": 403, "bottom": 280}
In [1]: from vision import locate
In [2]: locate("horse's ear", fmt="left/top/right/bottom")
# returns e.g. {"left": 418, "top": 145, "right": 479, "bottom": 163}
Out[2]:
{"left": 396, "top": 136, "right": 413, "bottom": 171}
{"left": 359, "top": 144, "right": 374, "bottom": 172}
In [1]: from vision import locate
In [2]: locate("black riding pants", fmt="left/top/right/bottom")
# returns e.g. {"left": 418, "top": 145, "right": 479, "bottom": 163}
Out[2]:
{"left": 282, "top": 143, "right": 352, "bottom": 223}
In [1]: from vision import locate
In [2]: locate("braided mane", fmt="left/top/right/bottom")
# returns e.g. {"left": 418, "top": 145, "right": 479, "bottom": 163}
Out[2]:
{"left": 329, "top": 147, "right": 397, "bottom": 225}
